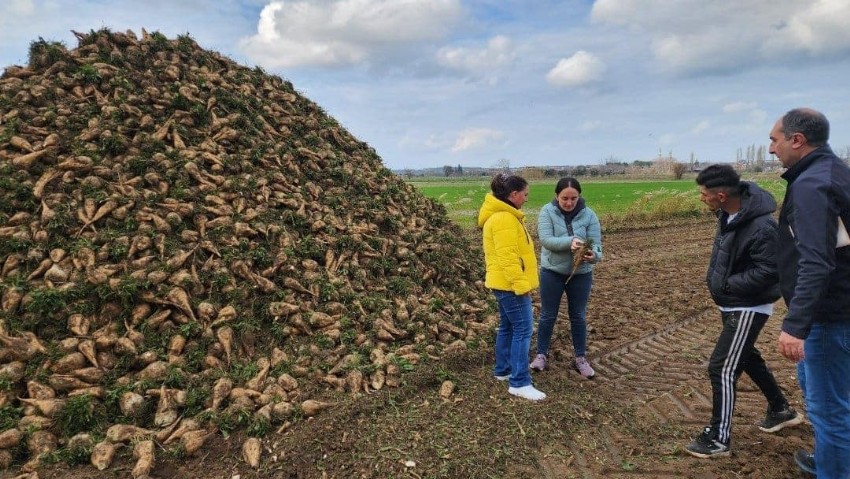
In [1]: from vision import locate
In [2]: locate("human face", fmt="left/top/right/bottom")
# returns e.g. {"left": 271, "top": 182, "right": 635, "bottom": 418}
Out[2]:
{"left": 698, "top": 186, "right": 723, "bottom": 211}
{"left": 507, "top": 186, "right": 529, "bottom": 209}
{"left": 769, "top": 119, "right": 802, "bottom": 168}
{"left": 556, "top": 186, "right": 580, "bottom": 212}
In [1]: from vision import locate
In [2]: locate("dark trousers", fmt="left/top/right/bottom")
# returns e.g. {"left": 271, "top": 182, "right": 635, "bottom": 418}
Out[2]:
{"left": 709, "top": 310, "right": 787, "bottom": 444}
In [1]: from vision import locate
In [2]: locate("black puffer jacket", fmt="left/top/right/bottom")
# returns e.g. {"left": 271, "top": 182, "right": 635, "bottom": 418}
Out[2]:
{"left": 706, "top": 182, "right": 781, "bottom": 307}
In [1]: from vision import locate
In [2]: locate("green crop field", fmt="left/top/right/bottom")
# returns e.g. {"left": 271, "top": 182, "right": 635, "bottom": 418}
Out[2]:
{"left": 409, "top": 177, "right": 787, "bottom": 230}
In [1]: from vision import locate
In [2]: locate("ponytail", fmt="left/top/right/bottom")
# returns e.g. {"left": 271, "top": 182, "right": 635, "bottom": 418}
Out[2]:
{"left": 491, "top": 173, "right": 528, "bottom": 204}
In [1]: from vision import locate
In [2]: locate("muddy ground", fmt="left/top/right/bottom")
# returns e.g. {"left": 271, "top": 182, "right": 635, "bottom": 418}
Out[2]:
{"left": 22, "top": 219, "right": 813, "bottom": 479}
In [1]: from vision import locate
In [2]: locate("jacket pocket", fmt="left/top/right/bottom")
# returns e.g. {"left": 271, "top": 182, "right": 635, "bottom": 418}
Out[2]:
{"left": 549, "top": 251, "right": 571, "bottom": 267}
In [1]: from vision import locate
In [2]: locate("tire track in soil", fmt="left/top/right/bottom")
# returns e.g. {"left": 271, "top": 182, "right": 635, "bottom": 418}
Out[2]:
{"left": 538, "top": 308, "right": 715, "bottom": 479}
{"left": 536, "top": 221, "right": 812, "bottom": 479}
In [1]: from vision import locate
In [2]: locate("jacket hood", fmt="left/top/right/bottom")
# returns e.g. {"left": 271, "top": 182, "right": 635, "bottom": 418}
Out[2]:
{"left": 723, "top": 181, "right": 776, "bottom": 229}
{"left": 478, "top": 193, "right": 523, "bottom": 227}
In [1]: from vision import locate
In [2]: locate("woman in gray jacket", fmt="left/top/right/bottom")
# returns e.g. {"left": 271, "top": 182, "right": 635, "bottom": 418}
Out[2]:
{"left": 530, "top": 177, "right": 603, "bottom": 378}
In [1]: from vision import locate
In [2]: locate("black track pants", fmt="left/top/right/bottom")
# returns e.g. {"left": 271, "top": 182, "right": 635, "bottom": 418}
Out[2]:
{"left": 708, "top": 310, "right": 787, "bottom": 445}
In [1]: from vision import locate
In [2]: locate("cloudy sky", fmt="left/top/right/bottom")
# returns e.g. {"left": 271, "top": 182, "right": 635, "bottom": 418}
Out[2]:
{"left": 2, "top": 0, "right": 850, "bottom": 170}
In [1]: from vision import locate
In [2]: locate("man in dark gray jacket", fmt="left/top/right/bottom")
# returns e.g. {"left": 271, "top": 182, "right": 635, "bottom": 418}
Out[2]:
{"left": 685, "top": 164, "right": 801, "bottom": 459}
{"left": 770, "top": 108, "right": 850, "bottom": 478}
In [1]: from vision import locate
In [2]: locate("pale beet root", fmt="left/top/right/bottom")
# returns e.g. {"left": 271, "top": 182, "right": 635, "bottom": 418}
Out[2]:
{"left": 132, "top": 439, "right": 155, "bottom": 478}
{"left": 90, "top": 441, "right": 120, "bottom": 471}
{"left": 242, "top": 437, "right": 261, "bottom": 468}
{"left": 300, "top": 399, "right": 333, "bottom": 417}
{"left": 439, "top": 380, "right": 456, "bottom": 399}
{"left": 0, "top": 428, "right": 23, "bottom": 448}
{"left": 105, "top": 424, "right": 153, "bottom": 443}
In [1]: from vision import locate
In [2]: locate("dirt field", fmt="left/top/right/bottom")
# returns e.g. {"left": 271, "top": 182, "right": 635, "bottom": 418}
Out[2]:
{"left": 25, "top": 219, "right": 813, "bottom": 479}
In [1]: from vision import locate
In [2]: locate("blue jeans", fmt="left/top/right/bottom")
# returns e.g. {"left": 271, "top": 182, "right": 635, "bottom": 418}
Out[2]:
{"left": 536, "top": 268, "right": 593, "bottom": 357}
{"left": 797, "top": 360, "right": 806, "bottom": 396}
{"left": 492, "top": 290, "right": 533, "bottom": 388}
{"left": 802, "top": 322, "right": 850, "bottom": 479}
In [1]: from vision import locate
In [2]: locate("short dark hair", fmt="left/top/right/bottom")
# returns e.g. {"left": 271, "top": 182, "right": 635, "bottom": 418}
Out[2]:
{"left": 490, "top": 173, "right": 528, "bottom": 202}
{"left": 696, "top": 164, "right": 740, "bottom": 195}
{"left": 781, "top": 108, "right": 830, "bottom": 147}
{"left": 555, "top": 177, "right": 581, "bottom": 195}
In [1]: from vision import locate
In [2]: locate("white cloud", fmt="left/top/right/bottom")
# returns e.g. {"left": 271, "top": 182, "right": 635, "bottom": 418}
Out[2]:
{"left": 765, "top": 1, "right": 850, "bottom": 57}
{"left": 590, "top": 0, "right": 850, "bottom": 75}
{"left": 720, "top": 102, "right": 768, "bottom": 126}
{"left": 748, "top": 108, "right": 769, "bottom": 126}
{"left": 399, "top": 132, "right": 451, "bottom": 151}
{"left": 256, "top": 1, "right": 283, "bottom": 42}
{"left": 1, "top": 0, "right": 45, "bottom": 45}
{"left": 437, "top": 35, "right": 515, "bottom": 78}
{"left": 1, "top": 2, "right": 849, "bottom": 170}
{"left": 451, "top": 128, "right": 506, "bottom": 152}
{"left": 240, "top": 0, "right": 463, "bottom": 68}
{"left": 690, "top": 120, "right": 710, "bottom": 135}
{"left": 580, "top": 120, "right": 603, "bottom": 132}
{"left": 546, "top": 50, "right": 606, "bottom": 88}
{"left": 7, "top": 0, "right": 35, "bottom": 15}
{"left": 722, "top": 101, "right": 758, "bottom": 113}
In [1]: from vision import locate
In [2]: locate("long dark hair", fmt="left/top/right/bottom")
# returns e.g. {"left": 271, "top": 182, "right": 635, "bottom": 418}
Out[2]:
{"left": 491, "top": 173, "right": 528, "bottom": 207}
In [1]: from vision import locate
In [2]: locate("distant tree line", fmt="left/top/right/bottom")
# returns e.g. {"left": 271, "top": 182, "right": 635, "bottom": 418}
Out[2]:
{"left": 401, "top": 144, "right": 850, "bottom": 181}
{"left": 401, "top": 157, "right": 702, "bottom": 180}
{"left": 442, "top": 164, "right": 464, "bottom": 177}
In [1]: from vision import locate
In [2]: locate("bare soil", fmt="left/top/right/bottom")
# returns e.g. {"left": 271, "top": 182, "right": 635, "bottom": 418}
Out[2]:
{"left": 18, "top": 219, "right": 813, "bottom": 479}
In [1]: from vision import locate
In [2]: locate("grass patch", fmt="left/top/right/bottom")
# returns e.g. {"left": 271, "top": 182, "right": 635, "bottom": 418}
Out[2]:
{"left": 0, "top": 406, "right": 22, "bottom": 431}
{"left": 410, "top": 177, "right": 786, "bottom": 230}
{"left": 55, "top": 394, "right": 107, "bottom": 437}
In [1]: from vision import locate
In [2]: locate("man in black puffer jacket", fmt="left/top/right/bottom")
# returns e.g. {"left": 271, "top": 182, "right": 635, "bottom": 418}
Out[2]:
{"left": 685, "top": 164, "right": 802, "bottom": 459}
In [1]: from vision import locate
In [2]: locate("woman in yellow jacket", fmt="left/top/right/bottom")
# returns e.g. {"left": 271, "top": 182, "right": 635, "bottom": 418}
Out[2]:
{"left": 478, "top": 174, "right": 546, "bottom": 401}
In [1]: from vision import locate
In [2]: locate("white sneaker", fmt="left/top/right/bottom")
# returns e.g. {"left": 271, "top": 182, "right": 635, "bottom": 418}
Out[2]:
{"left": 508, "top": 385, "right": 547, "bottom": 401}
{"left": 494, "top": 375, "right": 509, "bottom": 381}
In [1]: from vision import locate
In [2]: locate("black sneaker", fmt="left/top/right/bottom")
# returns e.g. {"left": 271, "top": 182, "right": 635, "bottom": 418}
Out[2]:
{"left": 793, "top": 449, "right": 816, "bottom": 476}
{"left": 757, "top": 406, "right": 803, "bottom": 433}
{"left": 685, "top": 427, "right": 730, "bottom": 458}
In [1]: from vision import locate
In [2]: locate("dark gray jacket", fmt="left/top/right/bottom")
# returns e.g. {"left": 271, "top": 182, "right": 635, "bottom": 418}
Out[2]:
{"left": 778, "top": 146, "right": 850, "bottom": 339}
{"left": 706, "top": 182, "right": 781, "bottom": 307}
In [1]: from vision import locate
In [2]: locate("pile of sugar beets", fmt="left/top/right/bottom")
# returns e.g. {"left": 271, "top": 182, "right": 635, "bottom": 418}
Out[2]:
{"left": 0, "top": 28, "right": 493, "bottom": 476}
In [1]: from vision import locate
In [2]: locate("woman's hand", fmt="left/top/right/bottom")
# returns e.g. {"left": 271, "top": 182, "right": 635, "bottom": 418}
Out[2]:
{"left": 570, "top": 237, "right": 584, "bottom": 252}
{"left": 581, "top": 250, "right": 595, "bottom": 263}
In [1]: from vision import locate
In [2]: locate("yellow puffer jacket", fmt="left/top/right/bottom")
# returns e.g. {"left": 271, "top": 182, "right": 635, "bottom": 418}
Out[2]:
{"left": 477, "top": 193, "right": 539, "bottom": 295}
